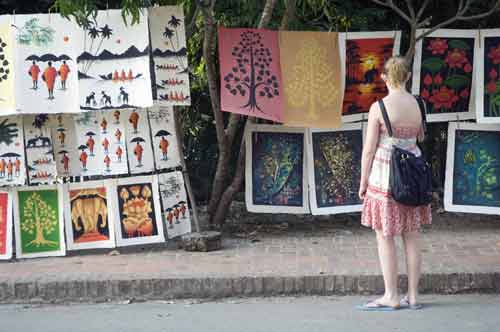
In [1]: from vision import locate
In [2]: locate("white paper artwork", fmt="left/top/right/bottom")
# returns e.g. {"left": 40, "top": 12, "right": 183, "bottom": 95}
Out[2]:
{"left": 148, "top": 106, "right": 182, "bottom": 170}
{"left": 0, "top": 116, "right": 26, "bottom": 186}
{"left": 73, "top": 112, "right": 104, "bottom": 177}
{"left": 125, "top": 109, "right": 155, "bottom": 173}
{"left": 15, "top": 14, "right": 81, "bottom": 114}
{"left": 97, "top": 110, "right": 128, "bottom": 175}
{"left": 158, "top": 172, "right": 191, "bottom": 238}
{"left": 50, "top": 114, "right": 80, "bottom": 177}
{"left": 78, "top": 9, "right": 153, "bottom": 111}
{"left": 149, "top": 6, "right": 190, "bottom": 106}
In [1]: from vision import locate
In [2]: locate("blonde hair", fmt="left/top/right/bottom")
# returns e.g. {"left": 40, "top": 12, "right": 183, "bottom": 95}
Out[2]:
{"left": 383, "top": 56, "right": 410, "bottom": 87}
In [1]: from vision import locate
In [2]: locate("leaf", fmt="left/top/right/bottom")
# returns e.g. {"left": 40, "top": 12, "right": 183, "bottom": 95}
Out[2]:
{"left": 422, "top": 57, "right": 445, "bottom": 74}
{"left": 444, "top": 75, "right": 470, "bottom": 89}
{"left": 448, "top": 39, "right": 471, "bottom": 50}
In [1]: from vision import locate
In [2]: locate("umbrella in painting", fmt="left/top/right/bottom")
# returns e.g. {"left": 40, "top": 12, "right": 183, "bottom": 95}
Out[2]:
{"left": 86, "top": 131, "right": 96, "bottom": 136}
{"left": 25, "top": 55, "right": 41, "bottom": 61}
{"left": 57, "top": 54, "right": 72, "bottom": 61}
{"left": 58, "top": 150, "right": 69, "bottom": 154}
{"left": 155, "top": 130, "right": 171, "bottom": 160}
{"left": 154, "top": 130, "right": 172, "bottom": 138}
{"left": 0, "top": 152, "right": 21, "bottom": 158}
{"left": 38, "top": 54, "right": 60, "bottom": 62}
{"left": 130, "top": 137, "right": 146, "bottom": 167}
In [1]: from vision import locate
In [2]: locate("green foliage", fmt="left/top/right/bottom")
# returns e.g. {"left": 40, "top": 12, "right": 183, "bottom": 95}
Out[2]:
{"left": 448, "top": 39, "right": 471, "bottom": 50}
{"left": 422, "top": 57, "right": 445, "bottom": 74}
{"left": 444, "top": 75, "right": 470, "bottom": 90}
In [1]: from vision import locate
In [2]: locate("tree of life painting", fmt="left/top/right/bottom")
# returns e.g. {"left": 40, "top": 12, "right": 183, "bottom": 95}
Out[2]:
{"left": 117, "top": 183, "right": 158, "bottom": 239}
{"left": 342, "top": 38, "right": 394, "bottom": 117}
{"left": 453, "top": 130, "right": 500, "bottom": 207}
{"left": 312, "top": 131, "right": 362, "bottom": 208}
{"left": 483, "top": 37, "right": 500, "bottom": 118}
{"left": 419, "top": 37, "right": 474, "bottom": 115}
{"left": 251, "top": 132, "right": 303, "bottom": 206}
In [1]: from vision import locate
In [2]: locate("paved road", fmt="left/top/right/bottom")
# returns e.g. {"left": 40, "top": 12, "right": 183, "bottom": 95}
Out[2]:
{"left": 0, "top": 295, "right": 498, "bottom": 332}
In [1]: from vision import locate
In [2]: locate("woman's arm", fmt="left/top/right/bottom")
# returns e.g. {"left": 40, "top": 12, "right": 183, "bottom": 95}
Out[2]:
{"left": 359, "top": 103, "right": 380, "bottom": 199}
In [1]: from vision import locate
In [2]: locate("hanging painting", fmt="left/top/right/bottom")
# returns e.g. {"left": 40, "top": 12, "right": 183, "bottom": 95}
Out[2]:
{"left": 50, "top": 114, "right": 80, "bottom": 177}
{"left": 24, "top": 114, "right": 57, "bottom": 185}
{"left": 97, "top": 110, "right": 128, "bottom": 176}
{"left": 73, "top": 112, "right": 104, "bottom": 177}
{"left": 149, "top": 6, "right": 190, "bottom": 106}
{"left": 148, "top": 106, "right": 182, "bottom": 170}
{"left": 0, "top": 116, "right": 26, "bottom": 186}
{"left": 78, "top": 9, "right": 153, "bottom": 110}
{"left": 14, "top": 14, "right": 80, "bottom": 114}
{"left": 63, "top": 180, "right": 116, "bottom": 250}
{"left": 476, "top": 29, "right": 500, "bottom": 123}
{"left": 412, "top": 29, "right": 478, "bottom": 122}
{"left": 125, "top": 109, "right": 155, "bottom": 173}
{"left": 109, "top": 175, "right": 165, "bottom": 246}
{"left": 307, "top": 124, "right": 364, "bottom": 215}
{"left": 158, "top": 172, "right": 191, "bottom": 238}
{"left": 339, "top": 31, "right": 401, "bottom": 123}
{"left": 218, "top": 27, "right": 284, "bottom": 122}
{"left": 445, "top": 122, "right": 500, "bottom": 214}
{"left": 280, "top": 31, "right": 342, "bottom": 128}
{"left": 245, "top": 124, "right": 308, "bottom": 213}
{"left": 0, "top": 191, "right": 13, "bottom": 260}
{"left": 0, "top": 16, "right": 15, "bottom": 115}
{"left": 13, "top": 185, "right": 65, "bottom": 258}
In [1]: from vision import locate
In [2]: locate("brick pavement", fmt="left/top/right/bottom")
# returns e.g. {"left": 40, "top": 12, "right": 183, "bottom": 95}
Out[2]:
{"left": 0, "top": 213, "right": 499, "bottom": 303}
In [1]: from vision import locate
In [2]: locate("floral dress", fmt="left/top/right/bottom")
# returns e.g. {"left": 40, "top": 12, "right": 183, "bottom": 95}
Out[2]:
{"left": 361, "top": 123, "right": 432, "bottom": 237}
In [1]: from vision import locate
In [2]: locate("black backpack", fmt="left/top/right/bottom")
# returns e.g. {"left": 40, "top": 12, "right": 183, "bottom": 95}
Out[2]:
{"left": 377, "top": 96, "right": 433, "bottom": 207}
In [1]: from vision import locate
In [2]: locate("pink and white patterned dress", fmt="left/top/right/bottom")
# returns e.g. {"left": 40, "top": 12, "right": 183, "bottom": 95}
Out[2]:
{"left": 361, "top": 123, "right": 432, "bottom": 237}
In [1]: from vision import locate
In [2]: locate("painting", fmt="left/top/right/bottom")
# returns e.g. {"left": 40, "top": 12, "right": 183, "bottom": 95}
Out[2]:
{"left": 148, "top": 106, "right": 182, "bottom": 170}
{"left": 24, "top": 114, "right": 57, "bottom": 185}
{"left": 125, "top": 109, "right": 155, "bottom": 174}
{"left": 158, "top": 172, "right": 191, "bottom": 238}
{"left": 149, "top": 6, "right": 190, "bottom": 106}
{"left": 445, "top": 122, "right": 500, "bottom": 214}
{"left": 97, "top": 110, "right": 128, "bottom": 175}
{"left": 476, "top": 29, "right": 500, "bottom": 123}
{"left": 412, "top": 29, "right": 478, "bottom": 122}
{"left": 218, "top": 27, "right": 284, "bottom": 122}
{"left": 14, "top": 14, "right": 80, "bottom": 113}
{"left": 0, "top": 191, "right": 13, "bottom": 260}
{"left": 0, "top": 16, "right": 15, "bottom": 115}
{"left": 307, "top": 124, "right": 364, "bottom": 215}
{"left": 73, "top": 112, "right": 104, "bottom": 177}
{"left": 0, "top": 116, "right": 26, "bottom": 186}
{"left": 78, "top": 9, "right": 153, "bottom": 110}
{"left": 50, "top": 114, "right": 80, "bottom": 177}
{"left": 339, "top": 31, "right": 401, "bottom": 123}
{"left": 109, "top": 176, "right": 165, "bottom": 246}
{"left": 64, "top": 181, "right": 116, "bottom": 250}
{"left": 13, "top": 185, "right": 65, "bottom": 258}
{"left": 245, "top": 124, "right": 308, "bottom": 213}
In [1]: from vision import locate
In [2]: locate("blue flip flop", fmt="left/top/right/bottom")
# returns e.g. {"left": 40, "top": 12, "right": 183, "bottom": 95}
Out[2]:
{"left": 356, "top": 300, "right": 400, "bottom": 311}
{"left": 400, "top": 296, "right": 424, "bottom": 310}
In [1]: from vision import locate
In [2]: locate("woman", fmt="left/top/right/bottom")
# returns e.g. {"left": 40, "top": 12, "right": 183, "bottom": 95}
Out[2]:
{"left": 358, "top": 56, "right": 432, "bottom": 310}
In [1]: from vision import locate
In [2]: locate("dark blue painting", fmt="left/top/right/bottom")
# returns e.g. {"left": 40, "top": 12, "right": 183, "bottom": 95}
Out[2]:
{"left": 312, "top": 130, "right": 362, "bottom": 208}
{"left": 453, "top": 129, "right": 500, "bottom": 206}
{"left": 483, "top": 36, "right": 500, "bottom": 118}
{"left": 251, "top": 132, "right": 303, "bottom": 206}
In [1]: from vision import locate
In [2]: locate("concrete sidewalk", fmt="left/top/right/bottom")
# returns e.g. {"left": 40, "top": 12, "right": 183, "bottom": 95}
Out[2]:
{"left": 1, "top": 212, "right": 500, "bottom": 303}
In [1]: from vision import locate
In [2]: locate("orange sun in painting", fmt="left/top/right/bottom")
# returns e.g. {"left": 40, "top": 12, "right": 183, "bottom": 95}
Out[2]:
{"left": 360, "top": 54, "right": 379, "bottom": 71}
{"left": 63, "top": 36, "right": 69, "bottom": 42}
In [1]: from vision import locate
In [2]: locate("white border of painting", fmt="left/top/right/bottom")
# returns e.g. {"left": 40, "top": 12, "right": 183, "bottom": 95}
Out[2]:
{"left": 13, "top": 184, "right": 66, "bottom": 259}
{"left": 476, "top": 29, "right": 500, "bottom": 124}
{"left": 109, "top": 175, "right": 165, "bottom": 247}
{"left": 412, "top": 29, "right": 478, "bottom": 122}
{"left": 0, "top": 190, "right": 13, "bottom": 260}
{"left": 444, "top": 122, "right": 500, "bottom": 214}
{"left": 244, "top": 124, "right": 309, "bottom": 214}
{"left": 339, "top": 31, "right": 402, "bottom": 123}
{"left": 306, "top": 123, "right": 365, "bottom": 215}
{"left": 63, "top": 180, "right": 116, "bottom": 250}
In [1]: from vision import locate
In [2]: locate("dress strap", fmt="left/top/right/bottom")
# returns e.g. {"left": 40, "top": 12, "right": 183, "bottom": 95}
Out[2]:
{"left": 378, "top": 99, "right": 393, "bottom": 137}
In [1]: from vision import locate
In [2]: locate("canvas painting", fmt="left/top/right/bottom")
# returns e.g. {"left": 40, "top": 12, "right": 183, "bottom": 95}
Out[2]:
{"left": 148, "top": 106, "right": 182, "bottom": 170}
{"left": 109, "top": 176, "right": 165, "bottom": 246}
{"left": 476, "top": 29, "right": 500, "bottom": 123}
{"left": 445, "top": 122, "right": 500, "bottom": 214}
{"left": 125, "top": 109, "right": 155, "bottom": 173}
{"left": 14, "top": 14, "right": 80, "bottom": 114}
{"left": 149, "top": 6, "right": 190, "bottom": 106}
{"left": 307, "top": 124, "right": 363, "bottom": 215}
{"left": 245, "top": 124, "right": 308, "bottom": 213}
{"left": 339, "top": 31, "right": 401, "bottom": 123}
{"left": 0, "top": 116, "right": 26, "bottom": 186}
{"left": 73, "top": 112, "right": 104, "bottom": 177}
{"left": 0, "top": 16, "right": 15, "bottom": 115}
{"left": 78, "top": 9, "right": 153, "bottom": 110}
{"left": 24, "top": 114, "right": 57, "bottom": 185}
{"left": 412, "top": 29, "right": 478, "bottom": 122}
{"left": 50, "top": 114, "right": 80, "bottom": 177}
{"left": 158, "top": 171, "right": 191, "bottom": 238}
{"left": 64, "top": 181, "right": 116, "bottom": 250}
{"left": 218, "top": 27, "right": 284, "bottom": 122}
{"left": 0, "top": 191, "right": 13, "bottom": 260}
{"left": 97, "top": 110, "right": 128, "bottom": 176}
{"left": 280, "top": 31, "right": 342, "bottom": 128}
{"left": 13, "top": 185, "right": 65, "bottom": 258}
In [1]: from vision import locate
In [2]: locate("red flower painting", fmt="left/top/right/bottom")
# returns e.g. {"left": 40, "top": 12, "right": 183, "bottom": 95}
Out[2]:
{"left": 427, "top": 38, "right": 448, "bottom": 55}
{"left": 445, "top": 49, "right": 468, "bottom": 68}
{"left": 429, "top": 86, "right": 459, "bottom": 109}
{"left": 488, "top": 45, "right": 500, "bottom": 65}
{"left": 483, "top": 37, "right": 500, "bottom": 118}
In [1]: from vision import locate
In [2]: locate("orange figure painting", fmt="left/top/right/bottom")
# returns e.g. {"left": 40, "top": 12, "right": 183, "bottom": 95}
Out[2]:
{"left": 69, "top": 187, "right": 110, "bottom": 243}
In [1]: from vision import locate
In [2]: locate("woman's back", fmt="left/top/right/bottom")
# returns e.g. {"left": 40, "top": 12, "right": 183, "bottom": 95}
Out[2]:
{"left": 379, "top": 92, "right": 422, "bottom": 133}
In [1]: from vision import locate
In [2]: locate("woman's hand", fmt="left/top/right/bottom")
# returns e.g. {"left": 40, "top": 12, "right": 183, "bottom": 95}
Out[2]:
{"left": 358, "top": 182, "right": 367, "bottom": 200}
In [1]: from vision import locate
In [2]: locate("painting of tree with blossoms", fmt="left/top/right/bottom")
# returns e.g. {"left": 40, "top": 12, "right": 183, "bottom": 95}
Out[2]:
{"left": 412, "top": 30, "right": 477, "bottom": 122}
{"left": 476, "top": 30, "right": 500, "bottom": 124}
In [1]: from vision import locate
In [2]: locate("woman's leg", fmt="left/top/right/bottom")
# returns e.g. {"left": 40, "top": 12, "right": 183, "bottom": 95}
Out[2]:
{"left": 375, "top": 230, "right": 399, "bottom": 306}
{"left": 402, "top": 230, "right": 421, "bottom": 305}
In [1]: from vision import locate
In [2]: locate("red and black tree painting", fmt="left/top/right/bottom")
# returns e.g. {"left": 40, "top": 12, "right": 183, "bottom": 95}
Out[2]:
{"left": 218, "top": 28, "right": 283, "bottom": 122}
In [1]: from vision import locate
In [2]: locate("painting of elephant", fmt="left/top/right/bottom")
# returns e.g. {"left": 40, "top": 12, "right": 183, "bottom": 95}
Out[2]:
{"left": 69, "top": 188, "right": 110, "bottom": 243}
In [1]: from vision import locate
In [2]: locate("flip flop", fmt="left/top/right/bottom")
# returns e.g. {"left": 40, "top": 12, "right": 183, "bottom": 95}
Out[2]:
{"left": 356, "top": 300, "right": 400, "bottom": 311}
{"left": 400, "top": 295, "right": 424, "bottom": 310}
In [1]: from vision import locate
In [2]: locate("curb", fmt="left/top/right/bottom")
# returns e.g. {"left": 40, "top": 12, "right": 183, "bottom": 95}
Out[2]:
{"left": 1, "top": 272, "right": 500, "bottom": 304}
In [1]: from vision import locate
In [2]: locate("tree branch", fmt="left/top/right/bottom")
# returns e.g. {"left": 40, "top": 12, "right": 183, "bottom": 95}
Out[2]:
{"left": 186, "top": 3, "right": 200, "bottom": 39}
{"left": 371, "top": 0, "right": 412, "bottom": 23}
{"left": 280, "top": 0, "right": 296, "bottom": 30}
{"left": 258, "top": 0, "right": 278, "bottom": 28}
{"left": 404, "top": 0, "right": 415, "bottom": 20}
{"left": 416, "top": 0, "right": 431, "bottom": 20}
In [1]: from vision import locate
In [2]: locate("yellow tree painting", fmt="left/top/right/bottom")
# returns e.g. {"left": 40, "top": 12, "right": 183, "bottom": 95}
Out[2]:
{"left": 280, "top": 31, "right": 341, "bottom": 128}
{"left": 0, "top": 16, "right": 15, "bottom": 115}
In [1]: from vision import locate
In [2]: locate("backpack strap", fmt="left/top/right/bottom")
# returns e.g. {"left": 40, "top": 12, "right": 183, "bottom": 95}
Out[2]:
{"left": 414, "top": 95, "right": 427, "bottom": 134}
{"left": 378, "top": 99, "right": 393, "bottom": 137}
